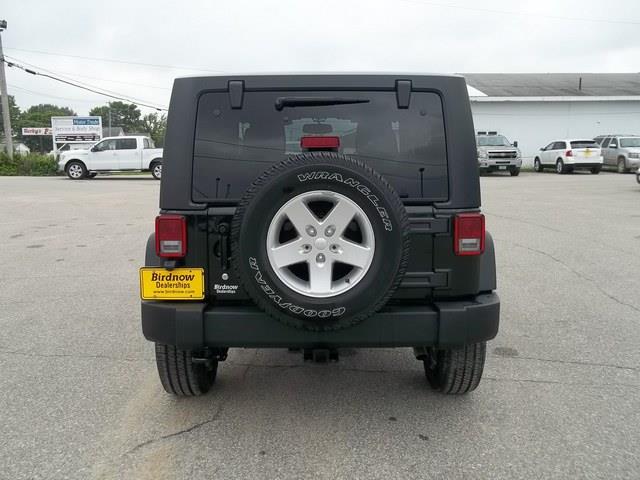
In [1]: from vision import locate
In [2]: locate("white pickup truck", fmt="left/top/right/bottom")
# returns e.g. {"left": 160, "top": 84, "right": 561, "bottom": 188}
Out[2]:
{"left": 58, "top": 136, "right": 164, "bottom": 180}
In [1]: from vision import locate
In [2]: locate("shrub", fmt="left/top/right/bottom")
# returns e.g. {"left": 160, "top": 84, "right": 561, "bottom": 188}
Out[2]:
{"left": 0, "top": 152, "right": 59, "bottom": 176}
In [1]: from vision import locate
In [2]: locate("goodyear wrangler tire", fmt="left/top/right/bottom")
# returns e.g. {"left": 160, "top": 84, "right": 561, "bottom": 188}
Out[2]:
{"left": 231, "top": 152, "right": 410, "bottom": 331}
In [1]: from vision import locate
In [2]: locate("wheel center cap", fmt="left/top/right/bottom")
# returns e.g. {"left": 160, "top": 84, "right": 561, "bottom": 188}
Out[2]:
{"left": 314, "top": 238, "right": 327, "bottom": 250}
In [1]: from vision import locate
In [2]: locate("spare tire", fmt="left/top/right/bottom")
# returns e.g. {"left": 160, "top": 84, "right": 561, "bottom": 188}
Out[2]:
{"left": 231, "top": 152, "right": 410, "bottom": 331}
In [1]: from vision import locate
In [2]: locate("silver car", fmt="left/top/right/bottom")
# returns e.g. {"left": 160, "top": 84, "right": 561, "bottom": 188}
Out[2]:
{"left": 594, "top": 134, "right": 640, "bottom": 173}
{"left": 476, "top": 131, "right": 522, "bottom": 176}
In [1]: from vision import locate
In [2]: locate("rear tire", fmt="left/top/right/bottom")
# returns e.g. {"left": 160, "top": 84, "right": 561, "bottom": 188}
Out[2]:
{"left": 590, "top": 166, "right": 601, "bottom": 174}
{"left": 510, "top": 167, "right": 520, "bottom": 177}
{"left": 66, "top": 161, "right": 87, "bottom": 180}
{"left": 151, "top": 161, "right": 162, "bottom": 180}
{"left": 423, "top": 342, "right": 486, "bottom": 394}
{"left": 155, "top": 343, "right": 217, "bottom": 396}
{"left": 533, "top": 158, "right": 543, "bottom": 172}
{"left": 556, "top": 159, "right": 566, "bottom": 174}
{"left": 617, "top": 157, "right": 628, "bottom": 173}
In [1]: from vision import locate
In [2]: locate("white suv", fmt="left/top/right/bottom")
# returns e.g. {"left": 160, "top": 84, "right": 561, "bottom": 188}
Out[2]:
{"left": 533, "top": 139, "right": 603, "bottom": 174}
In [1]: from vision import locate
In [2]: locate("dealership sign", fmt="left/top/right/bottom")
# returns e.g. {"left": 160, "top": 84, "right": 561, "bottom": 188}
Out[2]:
{"left": 50, "top": 116, "right": 102, "bottom": 143}
{"left": 22, "top": 127, "right": 53, "bottom": 136}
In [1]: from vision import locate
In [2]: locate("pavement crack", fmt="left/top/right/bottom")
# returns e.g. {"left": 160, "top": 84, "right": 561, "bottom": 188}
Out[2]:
{"left": 485, "top": 212, "right": 634, "bottom": 255}
{"left": 0, "top": 347, "right": 151, "bottom": 363}
{"left": 484, "top": 376, "right": 640, "bottom": 390}
{"left": 508, "top": 241, "right": 640, "bottom": 314}
{"left": 122, "top": 355, "right": 243, "bottom": 459}
{"left": 491, "top": 354, "right": 638, "bottom": 372}
{"left": 124, "top": 408, "right": 223, "bottom": 457}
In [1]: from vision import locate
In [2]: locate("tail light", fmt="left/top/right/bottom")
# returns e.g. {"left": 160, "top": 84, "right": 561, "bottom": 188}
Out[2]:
{"left": 155, "top": 215, "right": 187, "bottom": 258}
{"left": 300, "top": 136, "right": 340, "bottom": 149}
{"left": 565, "top": 150, "right": 573, "bottom": 157}
{"left": 454, "top": 213, "right": 485, "bottom": 256}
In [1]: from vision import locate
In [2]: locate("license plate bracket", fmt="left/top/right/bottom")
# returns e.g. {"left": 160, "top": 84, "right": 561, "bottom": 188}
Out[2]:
{"left": 139, "top": 267, "right": 205, "bottom": 300}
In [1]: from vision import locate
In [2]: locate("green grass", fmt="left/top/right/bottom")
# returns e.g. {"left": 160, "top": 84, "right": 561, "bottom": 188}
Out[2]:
{"left": 0, "top": 152, "right": 59, "bottom": 176}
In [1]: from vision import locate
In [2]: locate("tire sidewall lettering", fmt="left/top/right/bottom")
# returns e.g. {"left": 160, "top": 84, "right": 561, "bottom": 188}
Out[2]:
{"left": 297, "top": 170, "right": 393, "bottom": 231}
{"left": 248, "top": 257, "right": 347, "bottom": 318}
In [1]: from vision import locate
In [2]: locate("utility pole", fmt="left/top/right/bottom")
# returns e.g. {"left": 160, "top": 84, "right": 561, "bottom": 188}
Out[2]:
{"left": 0, "top": 20, "right": 13, "bottom": 158}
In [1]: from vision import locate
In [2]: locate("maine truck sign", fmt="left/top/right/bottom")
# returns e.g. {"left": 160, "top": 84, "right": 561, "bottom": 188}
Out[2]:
{"left": 50, "top": 116, "right": 102, "bottom": 143}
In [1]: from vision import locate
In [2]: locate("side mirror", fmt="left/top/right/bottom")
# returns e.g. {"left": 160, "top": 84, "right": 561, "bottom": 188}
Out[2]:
{"left": 513, "top": 141, "right": 518, "bottom": 148}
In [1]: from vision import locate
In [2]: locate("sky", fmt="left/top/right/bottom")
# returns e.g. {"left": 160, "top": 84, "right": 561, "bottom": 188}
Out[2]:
{"left": 3, "top": 0, "right": 640, "bottom": 116}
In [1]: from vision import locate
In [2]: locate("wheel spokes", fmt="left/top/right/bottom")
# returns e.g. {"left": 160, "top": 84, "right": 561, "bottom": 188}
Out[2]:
{"left": 308, "top": 260, "right": 333, "bottom": 292}
{"left": 269, "top": 238, "right": 306, "bottom": 268}
{"left": 321, "top": 199, "right": 358, "bottom": 236}
{"left": 266, "top": 190, "right": 375, "bottom": 298}
{"left": 336, "top": 239, "right": 371, "bottom": 269}
{"left": 282, "top": 201, "right": 318, "bottom": 235}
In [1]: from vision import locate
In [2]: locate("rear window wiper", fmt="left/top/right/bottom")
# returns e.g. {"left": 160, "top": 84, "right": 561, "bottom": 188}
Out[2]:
{"left": 275, "top": 97, "right": 370, "bottom": 111}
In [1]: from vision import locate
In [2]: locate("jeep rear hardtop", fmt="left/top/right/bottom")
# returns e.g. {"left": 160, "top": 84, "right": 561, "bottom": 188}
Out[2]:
{"left": 160, "top": 74, "right": 479, "bottom": 210}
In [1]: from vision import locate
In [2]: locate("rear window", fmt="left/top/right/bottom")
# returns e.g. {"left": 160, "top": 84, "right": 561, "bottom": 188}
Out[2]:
{"left": 570, "top": 140, "right": 598, "bottom": 148}
{"left": 193, "top": 91, "right": 447, "bottom": 202}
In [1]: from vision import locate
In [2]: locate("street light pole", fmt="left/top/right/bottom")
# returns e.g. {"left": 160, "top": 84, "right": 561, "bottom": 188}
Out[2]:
{"left": 0, "top": 20, "right": 13, "bottom": 158}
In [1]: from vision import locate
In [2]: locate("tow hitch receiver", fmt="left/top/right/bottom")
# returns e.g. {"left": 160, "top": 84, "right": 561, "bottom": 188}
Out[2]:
{"left": 303, "top": 348, "right": 339, "bottom": 363}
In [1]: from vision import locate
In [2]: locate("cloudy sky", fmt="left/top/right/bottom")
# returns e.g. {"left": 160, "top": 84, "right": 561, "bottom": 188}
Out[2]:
{"left": 3, "top": 0, "right": 640, "bottom": 115}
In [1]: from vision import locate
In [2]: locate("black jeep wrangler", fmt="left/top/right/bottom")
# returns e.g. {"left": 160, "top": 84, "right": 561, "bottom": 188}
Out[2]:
{"left": 140, "top": 74, "right": 499, "bottom": 396}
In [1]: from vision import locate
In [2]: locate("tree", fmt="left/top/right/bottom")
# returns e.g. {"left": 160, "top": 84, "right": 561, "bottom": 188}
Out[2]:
{"left": 89, "top": 101, "right": 142, "bottom": 134}
{"left": 15, "top": 104, "right": 76, "bottom": 153}
{"left": 140, "top": 112, "right": 167, "bottom": 147}
{"left": 0, "top": 95, "right": 21, "bottom": 142}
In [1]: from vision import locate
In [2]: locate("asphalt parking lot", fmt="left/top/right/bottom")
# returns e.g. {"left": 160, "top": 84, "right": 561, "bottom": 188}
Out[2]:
{"left": 1, "top": 172, "right": 639, "bottom": 479}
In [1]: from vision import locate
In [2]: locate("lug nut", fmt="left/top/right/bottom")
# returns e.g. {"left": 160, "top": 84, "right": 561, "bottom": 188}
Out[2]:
{"left": 316, "top": 253, "right": 326, "bottom": 264}
{"left": 306, "top": 225, "right": 317, "bottom": 237}
{"left": 325, "top": 225, "right": 336, "bottom": 237}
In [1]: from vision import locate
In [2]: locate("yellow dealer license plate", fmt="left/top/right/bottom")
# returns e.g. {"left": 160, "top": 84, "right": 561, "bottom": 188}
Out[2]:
{"left": 139, "top": 268, "right": 205, "bottom": 300}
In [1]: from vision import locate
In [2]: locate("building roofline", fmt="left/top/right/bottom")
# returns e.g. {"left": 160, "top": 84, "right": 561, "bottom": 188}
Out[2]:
{"left": 469, "top": 95, "right": 640, "bottom": 102}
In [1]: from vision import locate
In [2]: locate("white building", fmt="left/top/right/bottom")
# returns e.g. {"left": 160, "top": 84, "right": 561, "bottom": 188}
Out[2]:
{"left": 464, "top": 73, "right": 640, "bottom": 166}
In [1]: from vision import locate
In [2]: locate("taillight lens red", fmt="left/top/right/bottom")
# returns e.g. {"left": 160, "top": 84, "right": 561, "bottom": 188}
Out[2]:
{"left": 565, "top": 150, "right": 573, "bottom": 157}
{"left": 454, "top": 213, "right": 485, "bottom": 256}
{"left": 300, "top": 136, "right": 340, "bottom": 149}
{"left": 155, "top": 215, "right": 187, "bottom": 258}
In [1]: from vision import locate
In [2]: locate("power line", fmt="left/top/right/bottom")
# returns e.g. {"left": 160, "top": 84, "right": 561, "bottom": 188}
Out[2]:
{"left": 5, "top": 54, "right": 171, "bottom": 91}
{"left": 3, "top": 58, "right": 168, "bottom": 111}
{"left": 8, "top": 83, "right": 105, "bottom": 104}
{"left": 4, "top": 46, "right": 226, "bottom": 73}
{"left": 397, "top": 0, "right": 640, "bottom": 26}
{"left": 6, "top": 54, "right": 167, "bottom": 103}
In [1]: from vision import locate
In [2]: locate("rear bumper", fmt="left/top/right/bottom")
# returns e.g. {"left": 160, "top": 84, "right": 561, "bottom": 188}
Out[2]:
{"left": 141, "top": 293, "right": 500, "bottom": 349}
{"left": 564, "top": 159, "right": 603, "bottom": 167}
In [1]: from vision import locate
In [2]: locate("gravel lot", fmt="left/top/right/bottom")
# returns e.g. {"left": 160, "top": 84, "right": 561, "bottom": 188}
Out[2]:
{"left": 1, "top": 172, "right": 639, "bottom": 479}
